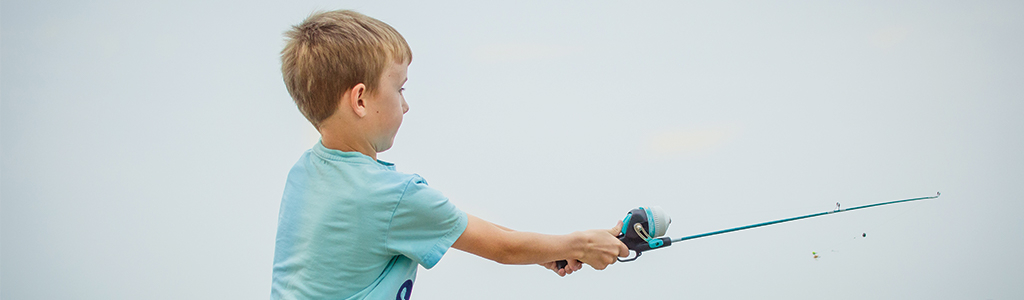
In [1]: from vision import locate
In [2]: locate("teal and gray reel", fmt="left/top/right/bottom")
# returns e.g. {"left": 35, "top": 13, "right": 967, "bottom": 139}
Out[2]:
{"left": 556, "top": 206, "right": 672, "bottom": 269}
{"left": 615, "top": 206, "right": 673, "bottom": 261}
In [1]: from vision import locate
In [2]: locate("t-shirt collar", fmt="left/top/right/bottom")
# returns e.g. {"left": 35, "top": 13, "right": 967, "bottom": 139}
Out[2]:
{"left": 313, "top": 140, "right": 396, "bottom": 169}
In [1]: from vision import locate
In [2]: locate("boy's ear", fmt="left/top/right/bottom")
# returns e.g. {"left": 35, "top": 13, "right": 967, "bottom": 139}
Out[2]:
{"left": 347, "top": 83, "right": 368, "bottom": 118}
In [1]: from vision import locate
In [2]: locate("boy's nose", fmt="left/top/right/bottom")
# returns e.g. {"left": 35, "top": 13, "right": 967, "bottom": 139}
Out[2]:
{"left": 402, "top": 99, "right": 409, "bottom": 114}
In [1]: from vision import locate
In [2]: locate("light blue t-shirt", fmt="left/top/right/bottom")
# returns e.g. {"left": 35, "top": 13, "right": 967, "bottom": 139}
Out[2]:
{"left": 272, "top": 142, "right": 468, "bottom": 300}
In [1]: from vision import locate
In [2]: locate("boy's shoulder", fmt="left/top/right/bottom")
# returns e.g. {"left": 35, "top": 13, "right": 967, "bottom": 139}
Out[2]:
{"left": 285, "top": 143, "right": 461, "bottom": 234}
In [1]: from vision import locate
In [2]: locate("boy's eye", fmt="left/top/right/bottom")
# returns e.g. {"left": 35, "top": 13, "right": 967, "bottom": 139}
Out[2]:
{"left": 399, "top": 88, "right": 405, "bottom": 93}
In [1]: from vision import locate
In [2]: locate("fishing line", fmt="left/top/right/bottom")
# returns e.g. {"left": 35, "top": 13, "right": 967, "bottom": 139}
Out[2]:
{"left": 818, "top": 194, "right": 940, "bottom": 258}
{"left": 816, "top": 202, "right": 917, "bottom": 259}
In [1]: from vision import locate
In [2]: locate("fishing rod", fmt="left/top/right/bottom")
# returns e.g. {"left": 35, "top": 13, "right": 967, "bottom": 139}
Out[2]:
{"left": 556, "top": 192, "right": 940, "bottom": 269}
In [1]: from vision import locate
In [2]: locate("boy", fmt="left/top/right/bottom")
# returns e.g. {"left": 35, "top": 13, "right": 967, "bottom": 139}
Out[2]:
{"left": 272, "top": 10, "right": 629, "bottom": 299}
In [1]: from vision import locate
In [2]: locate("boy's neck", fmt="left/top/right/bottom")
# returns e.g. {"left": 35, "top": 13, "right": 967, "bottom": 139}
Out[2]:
{"left": 320, "top": 129, "right": 377, "bottom": 161}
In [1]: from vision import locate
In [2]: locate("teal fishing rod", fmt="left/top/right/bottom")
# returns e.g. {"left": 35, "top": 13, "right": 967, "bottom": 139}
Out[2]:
{"left": 672, "top": 192, "right": 942, "bottom": 244}
{"left": 556, "top": 192, "right": 940, "bottom": 269}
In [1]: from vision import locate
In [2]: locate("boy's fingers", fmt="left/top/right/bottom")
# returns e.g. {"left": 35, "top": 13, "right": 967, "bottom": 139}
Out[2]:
{"left": 569, "top": 259, "right": 583, "bottom": 272}
{"left": 545, "top": 262, "right": 565, "bottom": 276}
{"left": 546, "top": 260, "right": 582, "bottom": 277}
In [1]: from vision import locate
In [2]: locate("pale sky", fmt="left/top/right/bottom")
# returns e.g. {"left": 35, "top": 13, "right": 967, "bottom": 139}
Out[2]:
{"left": 3, "top": 1, "right": 1022, "bottom": 299}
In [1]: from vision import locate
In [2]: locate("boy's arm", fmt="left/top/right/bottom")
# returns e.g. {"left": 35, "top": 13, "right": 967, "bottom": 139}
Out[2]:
{"left": 485, "top": 222, "right": 585, "bottom": 275}
{"left": 451, "top": 214, "right": 629, "bottom": 273}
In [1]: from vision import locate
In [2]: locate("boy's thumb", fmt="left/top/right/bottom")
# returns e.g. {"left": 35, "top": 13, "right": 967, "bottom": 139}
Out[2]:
{"left": 609, "top": 220, "right": 624, "bottom": 236}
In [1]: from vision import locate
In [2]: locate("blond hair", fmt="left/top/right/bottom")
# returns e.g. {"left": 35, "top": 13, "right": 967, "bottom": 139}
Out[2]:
{"left": 281, "top": 10, "right": 412, "bottom": 128}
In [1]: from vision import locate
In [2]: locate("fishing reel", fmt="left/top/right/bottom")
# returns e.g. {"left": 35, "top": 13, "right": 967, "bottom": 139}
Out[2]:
{"left": 556, "top": 206, "right": 672, "bottom": 270}
{"left": 616, "top": 206, "right": 673, "bottom": 262}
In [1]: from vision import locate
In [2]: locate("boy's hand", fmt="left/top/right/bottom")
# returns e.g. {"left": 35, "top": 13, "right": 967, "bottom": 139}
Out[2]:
{"left": 575, "top": 220, "right": 630, "bottom": 270}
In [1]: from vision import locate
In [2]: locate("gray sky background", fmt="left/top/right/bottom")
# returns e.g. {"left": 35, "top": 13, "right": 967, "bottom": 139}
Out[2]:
{"left": 2, "top": 0, "right": 1022, "bottom": 299}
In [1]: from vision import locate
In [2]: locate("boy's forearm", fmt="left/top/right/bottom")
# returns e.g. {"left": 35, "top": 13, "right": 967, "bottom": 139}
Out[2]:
{"left": 453, "top": 214, "right": 583, "bottom": 265}
{"left": 495, "top": 230, "right": 583, "bottom": 265}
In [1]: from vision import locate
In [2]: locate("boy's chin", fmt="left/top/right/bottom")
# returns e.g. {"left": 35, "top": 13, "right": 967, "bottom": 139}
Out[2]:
{"left": 374, "top": 140, "right": 396, "bottom": 153}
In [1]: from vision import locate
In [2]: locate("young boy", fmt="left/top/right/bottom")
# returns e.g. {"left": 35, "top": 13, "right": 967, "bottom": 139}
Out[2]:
{"left": 272, "top": 10, "right": 629, "bottom": 299}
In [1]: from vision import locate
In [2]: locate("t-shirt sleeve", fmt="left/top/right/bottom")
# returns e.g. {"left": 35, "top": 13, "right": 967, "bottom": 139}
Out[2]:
{"left": 385, "top": 175, "right": 468, "bottom": 269}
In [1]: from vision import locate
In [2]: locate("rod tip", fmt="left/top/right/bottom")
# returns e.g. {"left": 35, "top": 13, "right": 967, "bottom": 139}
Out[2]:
{"left": 936, "top": 191, "right": 941, "bottom": 197}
